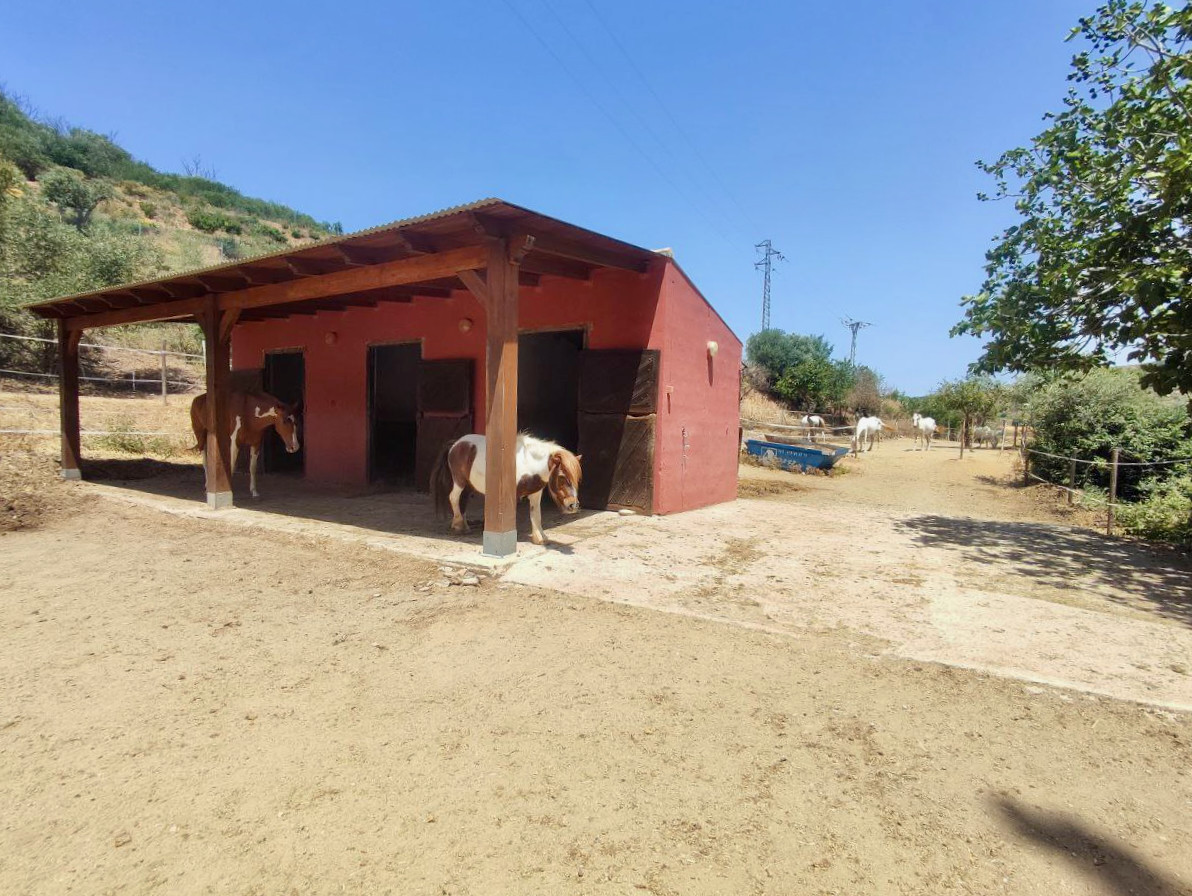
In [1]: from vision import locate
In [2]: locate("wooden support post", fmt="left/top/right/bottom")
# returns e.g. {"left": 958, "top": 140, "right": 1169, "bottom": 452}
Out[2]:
{"left": 1068, "top": 457, "right": 1077, "bottom": 505}
{"left": 160, "top": 340, "right": 168, "bottom": 404}
{"left": 57, "top": 319, "right": 82, "bottom": 480}
{"left": 482, "top": 238, "right": 519, "bottom": 557}
{"left": 1107, "top": 447, "right": 1120, "bottom": 535}
{"left": 202, "top": 297, "right": 234, "bottom": 509}
{"left": 1022, "top": 444, "right": 1030, "bottom": 487}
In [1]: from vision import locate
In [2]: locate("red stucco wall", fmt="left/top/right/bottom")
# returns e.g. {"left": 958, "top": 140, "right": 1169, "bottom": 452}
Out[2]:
{"left": 652, "top": 261, "right": 743, "bottom": 514}
{"left": 232, "top": 266, "right": 665, "bottom": 486}
{"left": 231, "top": 259, "right": 739, "bottom": 514}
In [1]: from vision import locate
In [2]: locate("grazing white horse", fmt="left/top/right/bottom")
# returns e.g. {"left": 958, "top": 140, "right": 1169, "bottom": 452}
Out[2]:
{"left": 801, "top": 414, "right": 825, "bottom": 442}
{"left": 852, "top": 416, "right": 885, "bottom": 455}
{"left": 911, "top": 412, "right": 937, "bottom": 451}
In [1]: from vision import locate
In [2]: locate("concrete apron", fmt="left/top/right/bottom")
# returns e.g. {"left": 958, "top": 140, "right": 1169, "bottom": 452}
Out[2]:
{"left": 80, "top": 480, "right": 1192, "bottom": 712}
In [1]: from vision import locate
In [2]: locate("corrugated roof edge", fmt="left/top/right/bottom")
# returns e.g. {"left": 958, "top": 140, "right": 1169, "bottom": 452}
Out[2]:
{"left": 24, "top": 197, "right": 509, "bottom": 312}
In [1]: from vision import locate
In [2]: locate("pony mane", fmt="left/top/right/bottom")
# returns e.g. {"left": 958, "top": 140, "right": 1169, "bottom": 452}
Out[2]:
{"left": 518, "top": 433, "right": 582, "bottom": 482}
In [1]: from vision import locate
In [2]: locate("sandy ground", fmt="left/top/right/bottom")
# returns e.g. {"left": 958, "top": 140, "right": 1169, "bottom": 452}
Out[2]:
{"left": 2, "top": 430, "right": 1192, "bottom": 895}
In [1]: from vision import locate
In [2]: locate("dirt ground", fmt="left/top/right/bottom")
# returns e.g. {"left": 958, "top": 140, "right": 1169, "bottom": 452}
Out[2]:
{"left": 2, "top": 428, "right": 1192, "bottom": 895}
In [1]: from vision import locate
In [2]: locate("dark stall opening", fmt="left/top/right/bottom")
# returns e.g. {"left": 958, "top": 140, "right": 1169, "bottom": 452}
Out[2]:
{"left": 518, "top": 329, "right": 583, "bottom": 451}
{"left": 369, "top": 342, "right": 421, "bottom": 486}
{"left": 262, "top": 350, "right": 305, "bottom": 474}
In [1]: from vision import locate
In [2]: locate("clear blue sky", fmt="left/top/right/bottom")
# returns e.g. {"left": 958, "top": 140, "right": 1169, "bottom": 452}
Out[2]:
{"left": 6, "top": 0, "right": 1092, "bottom": 394}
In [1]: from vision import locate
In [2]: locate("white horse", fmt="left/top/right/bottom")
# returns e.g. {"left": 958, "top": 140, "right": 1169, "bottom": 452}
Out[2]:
{"left": 801, "top": 414, "right": 825, "bottom": 442}
{"left": 852, "top": 416, "right": 885, "bottom": 455}
{"left": 911, "top": 412, "right": 937, "bottom": 451}
{"left": 430, "top": 433, "right": 583, "bottom": 546}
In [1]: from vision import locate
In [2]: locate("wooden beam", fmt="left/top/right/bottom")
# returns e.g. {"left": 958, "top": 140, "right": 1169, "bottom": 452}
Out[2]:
{"left": 285, "top": 256, "right": 345, "bottom": 276}
{"left": 194, "top": 274, "right": 249, "bottom": 292}
{"left": 457, "top": 269, "right": 489, "bottom": 314}
{"left": 202, "top": 297, "right": 233, "bottom": 509}
{"left": 392, "top": 231, "right": 438, "bottom": 254}
{"left": 219, "top": 308, "right": 241, "bottom": 342}
{"left": 57, "top": 320, "right": 82, "bottom": 480}
{"left": 472, "top": 211, "right": 648, "bottom": 271}
{"left": 219, "top": 245, "right": 488, "bottom": 312}
{"left": 520, "top": 253, "right": 595, "bottom": 281}
{"left": 330, "top": 245, "right": 387, "bottom": 266}
{"left": 66, "top": 296, "right": 209, "bottom": 331}
{"left": 240, "top": 267, "right": 294, "bottom": 286}
{"left": 482, "top": 239, "right": 520, "bottom": 557}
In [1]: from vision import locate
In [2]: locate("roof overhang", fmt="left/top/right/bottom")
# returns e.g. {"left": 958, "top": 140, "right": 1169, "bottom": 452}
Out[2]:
{"left": 26, "top": 199, "right": 663, "bottom": 329}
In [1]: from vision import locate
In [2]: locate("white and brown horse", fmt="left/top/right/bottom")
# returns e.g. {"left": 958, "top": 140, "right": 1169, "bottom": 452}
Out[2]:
{"left": 431, "top": 433, "right": 582, "bottom": 545}
{"left": 190, "top": 391, "right": 300, "bottom": 498}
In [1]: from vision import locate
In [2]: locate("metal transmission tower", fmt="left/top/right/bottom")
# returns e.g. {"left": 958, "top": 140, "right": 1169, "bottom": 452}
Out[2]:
{"left": 754, "top": 240, "right": 786, "bottom": 330}
{"left": 841, "top": 316, "right": 872, "bottom": 365}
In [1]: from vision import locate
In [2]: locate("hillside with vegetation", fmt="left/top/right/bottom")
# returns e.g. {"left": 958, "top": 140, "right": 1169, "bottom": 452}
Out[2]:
{"left": 0, "top": 88, "right": 341, "bottom": 361}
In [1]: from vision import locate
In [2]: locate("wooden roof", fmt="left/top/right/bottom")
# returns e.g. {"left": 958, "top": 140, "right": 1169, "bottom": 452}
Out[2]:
{"left": 26, "top": 199, "right": 661, "bottom": 327}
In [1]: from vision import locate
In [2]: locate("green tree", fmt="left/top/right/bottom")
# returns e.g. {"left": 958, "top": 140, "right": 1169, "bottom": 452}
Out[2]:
{"left": 39, "top": 168, "right": 113, "bottom": 231}
{"left": 955, "top": 1, "right": 1192, "bottom": 397}
{"left": 935, "top": 376, "right": 1005, "bottom": 457}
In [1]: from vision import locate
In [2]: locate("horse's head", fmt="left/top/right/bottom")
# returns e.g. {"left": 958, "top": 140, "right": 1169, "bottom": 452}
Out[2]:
{"left": 913, "top": 412, "right": 921, "bottom": 426}
{"left": 547, "top": 450, "right": 582, "bottom": 514}
{"left": 272, "top": 402, "right": 301, "bottom": 454}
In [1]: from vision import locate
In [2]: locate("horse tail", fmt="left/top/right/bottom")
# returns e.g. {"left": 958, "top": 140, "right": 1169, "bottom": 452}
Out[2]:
{"left": 429, "top": 440, "right": 456, "bottom": 518}
{"left": 189, "top": 394, "right": 207, "bottom": 453}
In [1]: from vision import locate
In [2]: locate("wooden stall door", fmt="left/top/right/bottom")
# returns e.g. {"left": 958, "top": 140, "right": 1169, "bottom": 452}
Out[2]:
{"left": 414, "top": 359, "right": 473, "bottom": 491}
{"left": 577, "top": 349, "right": 659, "bottom": 512}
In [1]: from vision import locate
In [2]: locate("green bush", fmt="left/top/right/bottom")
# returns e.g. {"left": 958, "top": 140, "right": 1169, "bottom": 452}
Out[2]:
{"left": 251, "top": 222, "right": 286, "bottom": 243}
{"left": 1116, "top": 475, "right": 1192, "bottom": 544}
{"left": 216, "top": 236, "right": 241, "bottom": 259}
{"left": 187, "top": 208, "right": 241, "bottom": 234}
{"left": 139, "top": 200, "right": 157, "bottom": 219}
{"left": 1026, "top": 369, "right": 1191, "bottom": 501}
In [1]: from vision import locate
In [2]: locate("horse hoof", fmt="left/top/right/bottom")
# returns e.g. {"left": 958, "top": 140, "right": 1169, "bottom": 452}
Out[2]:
{"left": 531, "top": 534, "right": 547, "bottom": 546}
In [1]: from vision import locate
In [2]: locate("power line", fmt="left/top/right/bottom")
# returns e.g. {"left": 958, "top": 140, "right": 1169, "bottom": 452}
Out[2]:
{"left": 535, "top": 0, "right": 738, "bottom": 235}
{"left": 499, "top": 0, "right": 737, "bottom": 247}
{"left": 578, "top": 0, "right": 755, "bottom": 234}
{"left": 755, "top": 240, "right": 785, "bottom": 330}
{"left": 841, "top": 316, "right": 872, "bottom": 365}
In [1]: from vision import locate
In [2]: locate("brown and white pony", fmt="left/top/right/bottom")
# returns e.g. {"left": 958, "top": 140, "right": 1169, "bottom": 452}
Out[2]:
{"left": 190, "top": 391, "right": 300, "bottom": 498}
{"left": 430, "top": 433, "right": 582, "bottom": 545}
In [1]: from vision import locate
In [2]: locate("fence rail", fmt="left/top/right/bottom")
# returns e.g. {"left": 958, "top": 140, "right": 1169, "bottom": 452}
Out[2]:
{"left": 0, "top": 331, "right": 204, "bottom": 399}
{"left": 1020, "top": 443, "right": 1192, "bottom": 534}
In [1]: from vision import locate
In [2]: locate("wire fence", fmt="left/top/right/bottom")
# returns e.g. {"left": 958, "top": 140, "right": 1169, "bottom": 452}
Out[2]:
{"left": 0, "top": 332, "right": 205, "bottom": 397}
{"left": 1021, "top": 443, "right": 1192, "bottom": 534}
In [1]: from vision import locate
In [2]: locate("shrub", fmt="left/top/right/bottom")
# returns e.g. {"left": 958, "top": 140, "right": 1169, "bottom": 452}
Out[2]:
{"left": 1026, "top": 369, "right": 1191, "bottom": 501}
{"left": 187, "top": 208, "right": 240, "bottom": 234}
{"left": 1116, "top": 475, "right": 1192, "bottom": 544}
{"left": 139, "top": 200, "right": 157, "bottom": 219}
{"left": 251, "top": 222, "right": 286, "bottom": 243}
{"left": 216, "top": 236, "right": 241, "bottom": 259}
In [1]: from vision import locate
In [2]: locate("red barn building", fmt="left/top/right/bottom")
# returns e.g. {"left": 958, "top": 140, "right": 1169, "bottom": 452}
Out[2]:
{"left": 30, "top": 200, "right": 741, "bottom": 556}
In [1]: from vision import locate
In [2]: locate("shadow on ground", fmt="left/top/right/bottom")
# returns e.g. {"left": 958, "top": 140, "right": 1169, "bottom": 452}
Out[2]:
{"left": 80, "top": 458, "right": 592, "bottom": 548}
{"left": 993, "top": 796, "right": 1188, "bottom": 896}
{"left": 897, "top": 515, "right": 1192, "bottom": 627}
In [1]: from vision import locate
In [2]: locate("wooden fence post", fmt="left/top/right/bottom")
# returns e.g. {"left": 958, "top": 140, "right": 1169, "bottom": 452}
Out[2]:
{"left": 1022, "top": 445, "right": 1030, "bottom": 487}
{"left": 1068, "top": 457, "right": 1077, "bottom": 505}
{"left": 160, "top": 340, "right": 168, "bottom": 404}
{"left": 1107, "top": 447, "right": 1120, "bottom": 535}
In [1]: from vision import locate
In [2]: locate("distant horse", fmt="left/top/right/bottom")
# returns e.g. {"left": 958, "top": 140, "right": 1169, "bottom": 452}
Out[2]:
{"left": 852, "top": 416, "right": 886, "bottom": 455}
{"left": 912, "top": 412, "right": 937, "bottom": 451}
{"left": 190, "top": 391, "right": 301, "bottom": 498}
{"left": 431, "top": 433, "right": 583, "bottom": 546}
{"left": 801, "top": 414, "right": 825, "bottom": 442}
{"left": 973, "top": 425, "right": 1002, "bottom": 449}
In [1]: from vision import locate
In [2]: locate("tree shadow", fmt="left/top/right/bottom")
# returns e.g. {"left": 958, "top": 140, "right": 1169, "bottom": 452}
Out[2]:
{"left": 992, "top": 796, "right": 1188, "bottom": 895}
{"left": 896, "top": 514, "right": 1192, "bottom": 627}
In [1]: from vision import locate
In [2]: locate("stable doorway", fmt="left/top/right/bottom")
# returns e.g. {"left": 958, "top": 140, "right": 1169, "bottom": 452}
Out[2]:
{"left": 369, "top": 342, "right": 421, "bottom": 486}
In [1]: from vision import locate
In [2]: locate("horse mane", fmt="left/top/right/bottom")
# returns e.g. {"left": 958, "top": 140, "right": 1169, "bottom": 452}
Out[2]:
{"left": 519, "top": 433, "right": 582, "bottom": 482}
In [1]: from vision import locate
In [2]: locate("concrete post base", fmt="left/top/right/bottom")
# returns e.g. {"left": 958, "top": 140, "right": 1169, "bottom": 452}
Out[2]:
{"left": 481, "top": 529, "right": 517, "bottom": 558}
{"left": 206, "top": 491, "right": 234, "bottom": 510}
{"left": 61, "top": 468, "right": 82, "bottom": 481}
